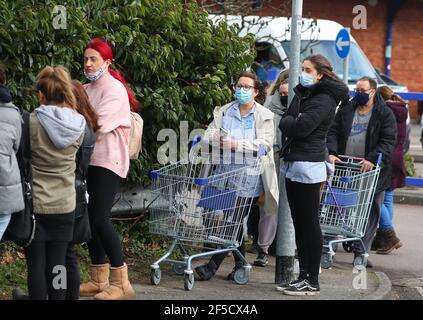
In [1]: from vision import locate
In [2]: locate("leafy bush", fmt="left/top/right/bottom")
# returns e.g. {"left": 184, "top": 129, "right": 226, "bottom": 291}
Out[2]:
{"left": 404, "top": 153, "right": 416, "bottom": 177}
{"left": 0, "top": 0, "right": 255, "bottom": 186}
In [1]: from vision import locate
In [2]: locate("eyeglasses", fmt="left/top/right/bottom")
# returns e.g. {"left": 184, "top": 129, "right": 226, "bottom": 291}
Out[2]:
{"left": 354, "top": 88, "right": 373, "bottom": 94}
{"left": 233, "top": 84, "right": 255, "bottom": 91}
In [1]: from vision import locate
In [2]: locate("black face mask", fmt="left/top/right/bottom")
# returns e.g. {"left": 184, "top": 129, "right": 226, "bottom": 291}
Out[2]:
{"left": 280, "top": 95, "right": 288, "bottom": 108}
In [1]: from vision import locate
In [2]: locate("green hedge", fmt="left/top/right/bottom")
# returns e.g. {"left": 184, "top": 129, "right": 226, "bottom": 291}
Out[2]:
{"left": 0, "top": 0, "right": 255, "bottom": 186}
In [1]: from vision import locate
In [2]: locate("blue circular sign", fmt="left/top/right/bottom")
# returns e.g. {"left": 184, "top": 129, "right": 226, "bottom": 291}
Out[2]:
{"left": 335, "top": 29, "right": 350, "bottom": 59}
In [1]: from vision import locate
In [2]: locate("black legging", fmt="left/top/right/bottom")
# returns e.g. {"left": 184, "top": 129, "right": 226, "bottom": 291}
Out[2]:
{"left": 210, "top": 197, "right": 258, "bottom": 269}
{"left": 87, "top": 166, "right": 123, "bottom": 267}
{"left": 24, "top": 241, "right": 68, "bottom": 300}
{"left": 65, "top": 244, "right": 80, "bottom": 300}
{"left": 285, "top": 179, "right": 322, "bottom": 285}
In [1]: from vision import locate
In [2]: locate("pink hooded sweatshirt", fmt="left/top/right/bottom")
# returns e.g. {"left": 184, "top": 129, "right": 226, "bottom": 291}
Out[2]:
{"left": 84, "top": 72, "right": 131, "bottom": 178}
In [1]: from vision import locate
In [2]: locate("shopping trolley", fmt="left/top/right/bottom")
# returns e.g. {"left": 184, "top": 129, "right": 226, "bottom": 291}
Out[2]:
{"left": 319, "top": 154, "right": 382, "bottom": 270}
{"left": 148, "top": 136, "right": 265, "bottom": 290}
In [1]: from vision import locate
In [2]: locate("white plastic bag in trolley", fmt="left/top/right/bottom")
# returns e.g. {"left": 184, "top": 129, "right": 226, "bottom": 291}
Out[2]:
{"left": 175, "top": 189, "right": 204, "bottom": 227}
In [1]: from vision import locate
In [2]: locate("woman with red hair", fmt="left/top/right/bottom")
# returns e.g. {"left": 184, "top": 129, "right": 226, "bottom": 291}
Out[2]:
{"left": 79, "top": 37, "right": 137, "bottom": 300}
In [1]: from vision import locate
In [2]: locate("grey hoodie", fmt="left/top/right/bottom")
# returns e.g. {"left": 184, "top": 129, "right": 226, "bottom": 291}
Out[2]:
{"left": 264, "top": 92, "right": 286, "bottom": 152}
{"left": 36, "top": 105, "right": 86, "bottom": 149}
{"left": 264, "top": 92, "right": 287, "bottom": 117}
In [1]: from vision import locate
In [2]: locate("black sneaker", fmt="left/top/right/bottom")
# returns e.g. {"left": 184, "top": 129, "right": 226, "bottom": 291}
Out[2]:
{"left": 276, "top": 278, "right": 305, "bottom": 292}
{"left": 253, "top": 252, "right": 268, "bottom": 267}
{"left": 283, "top": 280, "right": 320, "bottom": 296}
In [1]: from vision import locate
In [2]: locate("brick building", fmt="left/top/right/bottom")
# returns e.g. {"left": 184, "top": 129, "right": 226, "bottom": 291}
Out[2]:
{"left": 203, "top": 0, "right": 423, "bottom": 118}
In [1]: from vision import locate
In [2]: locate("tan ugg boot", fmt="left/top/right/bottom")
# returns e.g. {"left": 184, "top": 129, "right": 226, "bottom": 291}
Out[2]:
{"left": 79, "top": 264, "right": 110, "bottom": 297}
{"left": 94, "top": 263, "right": 135, "bottom": 300}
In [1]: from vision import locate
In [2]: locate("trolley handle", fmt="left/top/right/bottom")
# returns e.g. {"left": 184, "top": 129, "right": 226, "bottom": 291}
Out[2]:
{"left": 191, "top": 135, "right": 202, "bottom": 148}
{"left": 337, "top": 153, "right": 382, "bottom": 166}
{"left": 377, "top": 152, "right": 383, "bottom": 165}
{"left": 192, "top": 135, "right": 267, "bottom": 158}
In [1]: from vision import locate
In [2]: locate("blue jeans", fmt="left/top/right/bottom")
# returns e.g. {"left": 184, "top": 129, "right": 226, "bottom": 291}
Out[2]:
{"left": 0, "top": 213, "right": 12, "bottom": 241}
{"left": 379, "top": 190, "right": 394, "bottom": 231}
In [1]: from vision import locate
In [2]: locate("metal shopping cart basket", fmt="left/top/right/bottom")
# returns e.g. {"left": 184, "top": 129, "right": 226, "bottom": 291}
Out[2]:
{"left": 319, "top": 154, "right": 382, "bottom": 270}
{"left": 148, "top": 136, "right": 265, "bottom": 290}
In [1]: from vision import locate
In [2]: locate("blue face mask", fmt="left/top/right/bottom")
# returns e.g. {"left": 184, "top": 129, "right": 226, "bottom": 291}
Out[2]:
{"left": 235, "top": 87, "right": 254, "bottom": 105}
{"left": 84, "top": 63, "right": 106, "bottom": 82}
{"left": 353, "top": 92, "right": 370, "bottom": 106}
{"left": 300, "top": 71, "right": 315, "bottom": 88}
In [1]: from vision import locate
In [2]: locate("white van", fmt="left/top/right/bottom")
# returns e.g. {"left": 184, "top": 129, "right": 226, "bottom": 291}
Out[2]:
{"left": 210, "top": 15, "right": 407, "bottom": 92}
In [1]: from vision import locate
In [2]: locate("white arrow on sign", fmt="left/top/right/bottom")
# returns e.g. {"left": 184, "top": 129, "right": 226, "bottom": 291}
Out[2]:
{"left": 336, "top": 37, "right": 349, "bottom": 51}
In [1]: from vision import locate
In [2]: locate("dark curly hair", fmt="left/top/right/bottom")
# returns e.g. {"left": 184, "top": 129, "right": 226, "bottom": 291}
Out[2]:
{"left": 237, "top": 71, "right": 267, "bottom": 105}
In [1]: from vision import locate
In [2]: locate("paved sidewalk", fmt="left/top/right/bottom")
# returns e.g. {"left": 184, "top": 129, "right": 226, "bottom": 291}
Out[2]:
{"left": 131, "top": 252, "right": 391, "bottom": 300}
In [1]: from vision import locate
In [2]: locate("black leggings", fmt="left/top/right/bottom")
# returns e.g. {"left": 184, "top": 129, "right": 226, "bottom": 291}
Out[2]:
{"left": 24, "top": 241, "right": 69, "bottom": 300}
{"left": 87, "top": 166, "right": 123, "bottom": 267}
{"left": 285, "top": 179, "right": 322, "bottom": 285}
{"left": 65, "top": 244, "right": 80, "bottom": 300}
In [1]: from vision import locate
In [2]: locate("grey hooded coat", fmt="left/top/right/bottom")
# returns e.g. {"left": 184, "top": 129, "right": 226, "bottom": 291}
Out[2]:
{"left": 0, "top": 102, "right": 24, "bottom": 214}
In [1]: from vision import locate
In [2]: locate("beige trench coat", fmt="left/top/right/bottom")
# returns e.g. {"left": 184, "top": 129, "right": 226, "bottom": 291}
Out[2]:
{"left": 203, "top": 101, "right": 279, "bottom": 216}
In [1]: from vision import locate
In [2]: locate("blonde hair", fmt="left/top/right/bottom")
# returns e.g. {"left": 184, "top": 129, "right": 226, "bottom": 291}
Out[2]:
{"left": 35, "top": 66, "right": 76, "bottom": 109}
{"left": 270, "top": 69, "right": 289, "bottom": 95}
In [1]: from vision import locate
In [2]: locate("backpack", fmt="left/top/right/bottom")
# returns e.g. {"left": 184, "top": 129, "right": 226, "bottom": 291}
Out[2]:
{"left": 121, "top": 111, "right": 143, "bottom": 160}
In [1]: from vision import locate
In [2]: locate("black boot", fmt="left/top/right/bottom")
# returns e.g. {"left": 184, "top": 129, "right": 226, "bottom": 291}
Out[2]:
{"left": 275, "top": 256, "right": 294, "bottom": 287}
{"left": 195, "top": 260, "right": 218, "bottom": 281}
{"left": 226, "top": 261, "right": 245, "bottom": 281}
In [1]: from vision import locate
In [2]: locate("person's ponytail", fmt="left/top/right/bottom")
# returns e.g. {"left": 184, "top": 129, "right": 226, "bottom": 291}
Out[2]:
{"left": 36, "top": 65, "right": 76, "bottom": 109}
{"left": 109, "top": 69, "right": 139, "bottom": 111}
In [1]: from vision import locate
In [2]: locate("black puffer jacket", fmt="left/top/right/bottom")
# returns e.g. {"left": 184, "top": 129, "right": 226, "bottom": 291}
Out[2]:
{"left": 326, "top": 93, "right": 397, "bottom": 193}
{"left": 279, "top": 77, "right": 350, "bottom": 162}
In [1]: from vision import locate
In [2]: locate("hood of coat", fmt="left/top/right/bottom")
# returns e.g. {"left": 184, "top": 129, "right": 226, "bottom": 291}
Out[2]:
{"left": 386, "top": 100, "right": 408, "bottom": 123}
{"left": 35, "top": 105, "right": 86, "bottom": 149}
{"left": 265, "top": 92, "right": 287, "bottom": 116}
{"left": 0, "top": 101, "right": 20, "bottom": 113}
{"left": 0, "top": 84, "right": 12, "bottom": 103}
{"left": 294, "top": 77, "right": 350, "bottom": 106}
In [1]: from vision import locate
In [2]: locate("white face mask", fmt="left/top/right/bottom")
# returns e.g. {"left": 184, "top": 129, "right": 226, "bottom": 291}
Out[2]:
{"left": 84, "top": 62, "right": 106, "bottom": 81}
{"left": 300, "top": 71, "right": 315, "bottom": 88}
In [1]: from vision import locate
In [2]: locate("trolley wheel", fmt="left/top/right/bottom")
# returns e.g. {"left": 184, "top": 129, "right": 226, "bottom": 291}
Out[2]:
{"left": 172, "top": 263, "right": 185, "bottom": 275}
{"left": 353, "top": 255, "right": 368, "bottom": 271}
{"left": 233, "top": 267, "right": 250, "bottom": 285}
{"left": 320, "top": 253, "right": 333, "bottom": 269}
{"left": 342, "top": 241, "right": 354, "bottom": 253}
{"left": 184, "top": 273, "right": 194, "bottom": 291}
{"left": 150, "top": 268, "right": 161, "bottom": 285}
